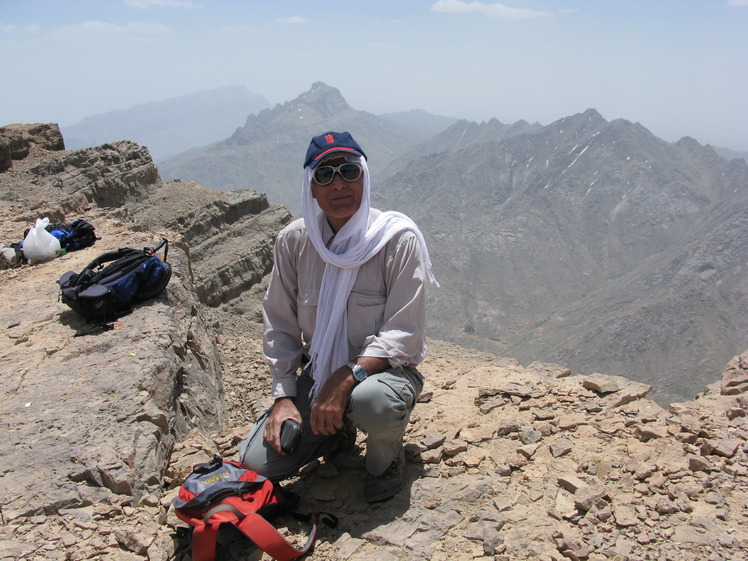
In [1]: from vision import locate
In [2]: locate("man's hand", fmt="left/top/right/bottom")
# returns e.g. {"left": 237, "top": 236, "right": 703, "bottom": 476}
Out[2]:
{"left": 264, "top": 397, "right": 302, "bottom": 455}
{"left": 310, "top": 366, "right": 357, "bottom": 436}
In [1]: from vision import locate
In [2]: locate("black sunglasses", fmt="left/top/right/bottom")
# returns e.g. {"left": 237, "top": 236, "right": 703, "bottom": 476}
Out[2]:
{"left": 312, "top": 162, "right": 363, "bottom": 185}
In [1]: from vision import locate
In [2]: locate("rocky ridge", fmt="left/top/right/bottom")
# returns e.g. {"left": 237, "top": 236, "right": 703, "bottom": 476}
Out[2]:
{"left": 0, "top": 126, "right": 746, "bottom": 561}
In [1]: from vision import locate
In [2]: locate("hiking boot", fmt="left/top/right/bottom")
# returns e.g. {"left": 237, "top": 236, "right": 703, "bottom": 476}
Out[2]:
{"left": 363, "top": 449, "right": 404, "bottom": 503}
{"left": 336, "top": 423, "right": 358, "bottom": 454}
{"left": 324, "top": 423, "right": 358, "bottom": 463}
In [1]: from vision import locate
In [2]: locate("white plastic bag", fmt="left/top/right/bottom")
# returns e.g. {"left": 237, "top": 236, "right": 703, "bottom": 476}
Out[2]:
{"left": 22, "top": 218, "right": 61, "bottom": 262}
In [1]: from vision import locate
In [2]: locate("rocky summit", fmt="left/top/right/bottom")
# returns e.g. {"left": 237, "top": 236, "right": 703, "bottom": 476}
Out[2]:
{"left": 0, "top": 125, "right": 746, "bottom": 561}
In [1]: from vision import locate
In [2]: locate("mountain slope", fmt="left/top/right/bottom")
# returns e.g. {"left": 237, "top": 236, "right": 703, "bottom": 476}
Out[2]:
{"left": 378, "top": 109, "right": 748, "bottom": 403}
{"left": 378, "top": 108, "right": 459, "bottom": 137}
{"left": 515, "top": 184, "right": 748, "bottom": 404}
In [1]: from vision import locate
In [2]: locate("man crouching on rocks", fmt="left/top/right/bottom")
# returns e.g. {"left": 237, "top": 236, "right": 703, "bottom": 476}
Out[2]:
{"left": 239, "top": 131, "right": 438, "bottom": 503}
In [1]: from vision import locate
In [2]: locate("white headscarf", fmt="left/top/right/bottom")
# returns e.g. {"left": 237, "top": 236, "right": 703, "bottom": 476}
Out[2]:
{"left": 302, "top": 155, "right": 438, "bottom": 400}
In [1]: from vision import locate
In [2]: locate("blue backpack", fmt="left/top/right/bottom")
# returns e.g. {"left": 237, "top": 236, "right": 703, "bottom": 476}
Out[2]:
{"left": 22, "top": 219, "right": 99, "bottom": 253}
{"left": 58, "top": 239, "right": 171, "bottom": 322}
{"left": 46, "top": 219, "right": 99, "bottom": 251}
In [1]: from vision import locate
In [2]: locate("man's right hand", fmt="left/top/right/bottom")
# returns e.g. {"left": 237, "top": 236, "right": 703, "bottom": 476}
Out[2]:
{"left": 264, "top": 397, "right": 302, "bottom": 456}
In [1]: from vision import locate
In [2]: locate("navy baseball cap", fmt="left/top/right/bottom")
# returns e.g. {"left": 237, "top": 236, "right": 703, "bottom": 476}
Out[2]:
{"left": 303, "top": 131, "right": 367, "bottom": 169}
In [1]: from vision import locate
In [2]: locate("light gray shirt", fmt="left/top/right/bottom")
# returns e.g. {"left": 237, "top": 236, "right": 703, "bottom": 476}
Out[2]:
{"left": 263, "top": 208, "right": 427, "bottom": 399}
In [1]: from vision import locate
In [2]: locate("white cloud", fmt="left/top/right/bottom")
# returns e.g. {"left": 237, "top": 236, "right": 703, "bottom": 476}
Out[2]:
{"left": 430, "top": 0, "right": 554, "bottom": 19}
{"left": 0, "top": 22, "right": 43, "bottom": 34}
{"left": 276, "top": 16, "right": 310, "bottom": 24}
{"left": 123, "top": 0, "right": 196, "bottom": 8}
{"left": 727, "top": 0, "right": 748, "bottom": 5}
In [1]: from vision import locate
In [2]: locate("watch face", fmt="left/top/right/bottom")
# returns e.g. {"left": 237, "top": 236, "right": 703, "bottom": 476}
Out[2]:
{"left": 349, "top": 363, "right": 367, "bottom": 381}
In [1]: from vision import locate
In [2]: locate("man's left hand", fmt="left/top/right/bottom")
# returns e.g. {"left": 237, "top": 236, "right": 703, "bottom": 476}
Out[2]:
{"left": 310, "top": 366, "right": 356, "bottom": 436}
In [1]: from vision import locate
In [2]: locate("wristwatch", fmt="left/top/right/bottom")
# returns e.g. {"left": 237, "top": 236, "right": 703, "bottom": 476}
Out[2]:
{"left": 347, "top": 361, "right": 368, "bottom": 383}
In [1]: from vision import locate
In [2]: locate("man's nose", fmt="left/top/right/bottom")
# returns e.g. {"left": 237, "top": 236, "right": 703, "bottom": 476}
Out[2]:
{"left": 329, "top": 174, "right": 346, "bottom": 189}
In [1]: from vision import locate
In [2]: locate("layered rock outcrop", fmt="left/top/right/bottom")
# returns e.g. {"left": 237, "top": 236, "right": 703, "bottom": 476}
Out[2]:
{"left": 0, "top": 127, "right": 745, "bottom": 561}
{"left": 0, "top": 123, "right": 65, "bottom": 172}
{"left": 0, "top": 126, "right": 283, "bottom": 559}
{"left": 132, "top": 180, "right": 291, "bottom": 307}
{"left": 0, "top": 132, "right": 232, "bottom": 528}
{"left": 0, "top": 234, "right": 226, "bottom": 518}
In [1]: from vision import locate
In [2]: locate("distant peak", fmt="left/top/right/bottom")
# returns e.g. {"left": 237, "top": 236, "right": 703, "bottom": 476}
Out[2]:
{"left": 548, "top": 108, "right": 608, "bottom": 137}
{"left": 293, "top": 82, "right": 350, "bottom": 116}
{"left": 571, "top": 108, "right": 607, "bottom": 127}
{"left": 675, "top": 136, "right": 702, "bottom": 149}
{"left": 309, "top": 81, "right": 338, "bottom": 94}
{"left": 581, "top": 108, "right": 604, "bottom": 120}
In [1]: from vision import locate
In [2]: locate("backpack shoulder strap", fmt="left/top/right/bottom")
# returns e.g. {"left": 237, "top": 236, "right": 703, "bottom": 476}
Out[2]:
{"left": 150, "top": 238, "right": 169, "bottom": 261}
{"left": 204, "top": 506, "right": 318, "bottom": 561}
{"left": 238, "top": 512, "right": 318, "bottom": 561}
{"left": 85, "top": 248, "right": 142, "bottom": 271}
{"left": 191, "top": 521, "right": 220, "bottom": 561}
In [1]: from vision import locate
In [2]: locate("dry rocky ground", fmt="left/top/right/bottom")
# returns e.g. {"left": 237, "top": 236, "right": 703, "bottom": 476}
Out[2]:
{"left": 169, "top": 333, "right": 748, "bottom": 561}
{"left": 0, "top": 126, "right": 747, "bottom": 561}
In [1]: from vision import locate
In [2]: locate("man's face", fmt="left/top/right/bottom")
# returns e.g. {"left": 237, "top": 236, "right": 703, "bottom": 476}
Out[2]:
{"left": 311, "top": 154, "right": 364, "bottom": 231}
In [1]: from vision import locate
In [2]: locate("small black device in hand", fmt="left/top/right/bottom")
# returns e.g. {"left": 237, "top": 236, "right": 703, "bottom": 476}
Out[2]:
{"left": 280, "top": 419, "right": 302, "bottom": 454}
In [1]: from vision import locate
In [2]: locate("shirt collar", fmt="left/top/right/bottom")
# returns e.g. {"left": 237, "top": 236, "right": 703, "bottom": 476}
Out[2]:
{"left": 321, "top": 218, "right": 336, "bottom": 247}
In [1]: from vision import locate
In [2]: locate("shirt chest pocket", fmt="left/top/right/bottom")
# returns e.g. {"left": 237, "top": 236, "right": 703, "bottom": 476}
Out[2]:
{"left": 299, "top": 289, "right": 319, "bottom": 308}
{"left": 348, "top": 290, "right": 387, "bottom": 349}
{"left": 298, "top": 289, "right": 319, "bottom": 337}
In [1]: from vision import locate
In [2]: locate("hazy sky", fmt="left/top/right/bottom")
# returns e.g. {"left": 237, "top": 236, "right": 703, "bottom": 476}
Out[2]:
{"left": 2, "top": 0, "right": 747, "bottom": 150}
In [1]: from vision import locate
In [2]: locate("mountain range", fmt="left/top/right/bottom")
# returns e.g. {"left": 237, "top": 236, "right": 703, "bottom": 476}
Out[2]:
{"left": 72, "top": 83, "right": 747, "bottom": 405}
{"left": 61, "top": 86, "right": 269, "bottom": 161}
{"left": 378, "top": 110, "right": 748, "bottom": 405}
{"left": 157, "top": 82, "right": 452, "bottom": 214}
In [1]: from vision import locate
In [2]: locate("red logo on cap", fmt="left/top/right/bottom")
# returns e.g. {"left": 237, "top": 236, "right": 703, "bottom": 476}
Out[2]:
{"left": 324, "top": 134, "right": 335, "bottom": 144}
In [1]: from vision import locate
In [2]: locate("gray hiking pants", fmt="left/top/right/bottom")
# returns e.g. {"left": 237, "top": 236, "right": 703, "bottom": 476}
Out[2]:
{"left": 238, "top": 365, "right": 423, "bottom": 480}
